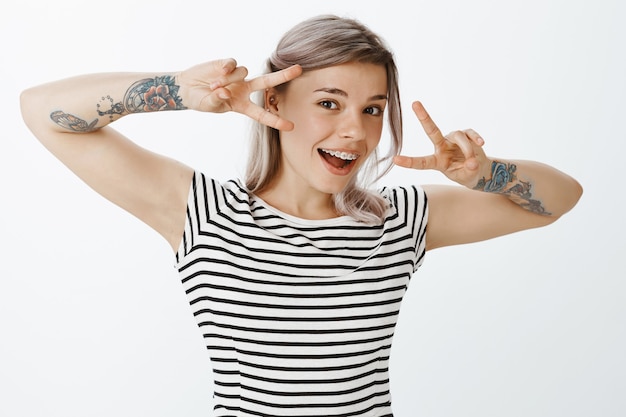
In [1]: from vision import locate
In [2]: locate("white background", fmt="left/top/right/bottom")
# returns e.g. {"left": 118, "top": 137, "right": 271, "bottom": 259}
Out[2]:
{"left": 2, "top": 0, "right": 624, "bottom": 416}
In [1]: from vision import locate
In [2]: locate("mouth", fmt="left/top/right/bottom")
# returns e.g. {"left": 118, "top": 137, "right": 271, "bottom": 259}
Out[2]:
{"left": 318, "top": 148, "right": 360, "bottom": 171}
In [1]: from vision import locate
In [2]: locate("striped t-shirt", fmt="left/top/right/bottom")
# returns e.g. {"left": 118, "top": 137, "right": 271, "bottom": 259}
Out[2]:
{"left": 175, "top": 172, "right": 428, "bottom": 416}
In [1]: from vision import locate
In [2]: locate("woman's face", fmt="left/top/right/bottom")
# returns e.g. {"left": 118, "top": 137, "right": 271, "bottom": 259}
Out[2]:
{"left": 270, "top": 62, "right": 388, "bottom": 197}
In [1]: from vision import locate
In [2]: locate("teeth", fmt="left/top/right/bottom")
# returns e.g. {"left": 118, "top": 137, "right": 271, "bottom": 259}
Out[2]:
{"left": 320, "top": 149, "right": 359, "bottom": 160}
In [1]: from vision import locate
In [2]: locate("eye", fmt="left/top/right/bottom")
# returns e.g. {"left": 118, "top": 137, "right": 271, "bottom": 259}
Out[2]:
{"left": 364, "top": 106, "right": 383, "bottom": 116}
{"left": 319, "top": 100, "right": 338, "bottom": 110}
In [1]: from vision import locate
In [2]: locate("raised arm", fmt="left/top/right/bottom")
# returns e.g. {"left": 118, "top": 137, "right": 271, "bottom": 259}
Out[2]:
{"left": 394, "top": 101, "right": 583, "bottom": 250}
{"left": 20, "top": 59, "right": 302, "bottom": 251}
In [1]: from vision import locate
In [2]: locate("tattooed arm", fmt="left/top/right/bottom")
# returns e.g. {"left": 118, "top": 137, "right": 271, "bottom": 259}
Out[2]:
{"left": 25, "top": 72, "right": 186, "bottom": 133}
{"left": 20, "top": 71, "right": 195, "bottom": 251}
{"left": 421, "top": 159, "right": 581, "bottom": 250}
{"left": 19, "top": 59, "right": 302, "bottom": 251}
{"left": 473, "top": 160, "right": 552, "bottom": 215}
{"left": 394, "top": 101, "right": 582, "bottom": 250}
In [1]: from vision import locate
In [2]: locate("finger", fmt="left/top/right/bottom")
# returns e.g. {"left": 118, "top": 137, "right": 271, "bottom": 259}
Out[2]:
{"left": 243, "top": 102, "right": 295, "bottom": 131}
{"left": 209, "top": 65, "right": 249, "bottom": 91}
{"left": 463, "top": 128, "right": 484, "bottom": 146}
{"left": 446, "top": 131, "right": 480, "bottom": 171}
{"left": 393, "top": 154, "right": 438, "bottom": 170}
{"left": 215, "top": 58, "right": 238, "bottom": 75}
{"left": 247, "top": 65, "right": 303, "bottom": 92}
{"left": 412, "top": 101, "right": 446, "bottom": 146}
{"left": 205, "top": 59, "right": 238, "bottom": 90}
{"left": 198, "top": 87, "right": 231, "bottom": 111}
{"left": 445, "top": 130, "right": 479, "bottom": 169}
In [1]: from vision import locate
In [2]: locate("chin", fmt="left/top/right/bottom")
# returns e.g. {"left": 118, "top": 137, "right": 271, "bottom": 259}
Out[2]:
{"left": 314, "top": 177, "right": 353, "bottom": 196}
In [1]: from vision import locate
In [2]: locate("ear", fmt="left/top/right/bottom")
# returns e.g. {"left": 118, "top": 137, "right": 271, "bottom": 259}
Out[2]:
{"left": 264, "top": 88, "right": 280, "bottom": 113}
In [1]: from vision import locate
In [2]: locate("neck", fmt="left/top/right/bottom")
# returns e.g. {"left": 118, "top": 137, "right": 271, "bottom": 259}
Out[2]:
{"left": 256, "top": 183, "right": 338, "bottom": 220}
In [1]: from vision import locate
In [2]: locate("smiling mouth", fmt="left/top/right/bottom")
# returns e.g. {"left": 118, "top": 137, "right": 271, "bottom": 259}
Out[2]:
{"left": 318, "top": 148, "right": 360, "bottom": 169}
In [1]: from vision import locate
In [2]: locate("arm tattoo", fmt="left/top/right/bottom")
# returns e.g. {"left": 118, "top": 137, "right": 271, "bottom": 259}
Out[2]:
{"left": 474, "top": 161, "right": 551, "bottom": 215}
{"left": 124, "top": 75, "right": 186, "bottom": 113}
{"left": 97, "top": 95, "right": 125, "bottom": 120}
{"left": 50, "top": 110, "right": 98, "bottom": 132}
{"left": 50, "top": 74, "right": 186, "bottom": 131}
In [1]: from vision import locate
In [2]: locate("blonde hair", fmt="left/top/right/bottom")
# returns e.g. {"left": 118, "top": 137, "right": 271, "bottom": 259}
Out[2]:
{"left": 245, "top": 15, "right": 402, "bottom": 224}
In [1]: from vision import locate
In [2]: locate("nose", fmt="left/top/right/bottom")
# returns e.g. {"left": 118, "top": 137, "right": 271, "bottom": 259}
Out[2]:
{"left": 337, "top": 110, "right": 366, "bottom": 141}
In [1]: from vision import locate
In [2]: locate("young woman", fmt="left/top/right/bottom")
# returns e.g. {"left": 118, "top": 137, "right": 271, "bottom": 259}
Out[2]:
{"left": 20, "top": 14, "right": 581, "bottom": 417}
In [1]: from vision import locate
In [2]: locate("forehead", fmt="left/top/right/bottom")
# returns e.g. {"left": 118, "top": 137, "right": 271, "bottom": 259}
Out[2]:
{"left": 290, "top": 62, "right": 388, "bottom": 96}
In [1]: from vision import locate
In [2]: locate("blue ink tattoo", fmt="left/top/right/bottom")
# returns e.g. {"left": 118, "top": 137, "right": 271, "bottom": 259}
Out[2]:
{"left": 474, "top": 161, "right": 551, "bottom": 215}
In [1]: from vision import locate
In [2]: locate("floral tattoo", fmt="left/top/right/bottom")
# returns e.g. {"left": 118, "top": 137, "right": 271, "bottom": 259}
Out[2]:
{"left": 50, "top": 75, "right": 186, "bottom": 131}
{"left": 124, "top": 75, "right": 186, "bottom": 113}
{"left": 474, "top": 161, "right": 551, "bottom": 215}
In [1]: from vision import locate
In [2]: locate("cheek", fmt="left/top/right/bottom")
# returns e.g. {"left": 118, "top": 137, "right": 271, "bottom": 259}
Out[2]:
{"left": 365, "top": 123, "right": 384, "bottom": 149}
{"left": 288, "top": 115, "right": 333, "bottom": 146}
{"left": 294, "top": 113, "right": 329, "bottom": 132}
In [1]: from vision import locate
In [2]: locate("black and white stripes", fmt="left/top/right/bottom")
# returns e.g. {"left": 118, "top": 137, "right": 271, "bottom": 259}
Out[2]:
{"left": 176, "top": 172, "right": 428, "bottom": 416}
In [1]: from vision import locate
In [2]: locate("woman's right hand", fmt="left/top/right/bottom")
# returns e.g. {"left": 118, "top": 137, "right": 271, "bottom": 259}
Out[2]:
{"left": 177, "top": 58, "right": 302, "bottom": 131}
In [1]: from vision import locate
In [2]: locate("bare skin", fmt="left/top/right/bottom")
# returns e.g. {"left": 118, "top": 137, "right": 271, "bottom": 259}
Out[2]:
{"left": 394, "top": 101, "right": 581, "bottom": 250}
{"left": 20, "top": 59, "right": 302, "bottom": 251}
{"left": 258, "top": 62, "right": 388, "bottom": 219}
{"left": 20, "top": 59, "right": 582, "bottom": 254}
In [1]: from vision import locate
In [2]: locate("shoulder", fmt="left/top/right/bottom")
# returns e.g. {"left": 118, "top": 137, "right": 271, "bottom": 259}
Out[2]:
{"left": 189, "top": 171, "right": 248, "bottom": 196}
{"left": 377, "top": 185, "right": 429, "bottom": 231}
{"left": 379, "top": 184, "right": 428, "bottom": 213}
{"left": 186, "top": 172, "right": 255, "bottom": 215}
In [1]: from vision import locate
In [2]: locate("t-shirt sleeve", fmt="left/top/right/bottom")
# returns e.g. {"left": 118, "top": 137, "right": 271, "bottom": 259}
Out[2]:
{"left": 412, "top": 185, "right": 429, "bottom": 272}
{"left": 175, "top": 171, "right": 215, "bottom": 264}
{"left": 382, "top": 185, "right": 429, "bottom": 273}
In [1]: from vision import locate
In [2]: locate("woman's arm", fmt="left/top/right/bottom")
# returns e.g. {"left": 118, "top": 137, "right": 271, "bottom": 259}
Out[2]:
{"left": 394, "top": 101, "right": 583, "bottom": 250}
{"left": 422, "top": 159, "right": 581, "bottom": 250}
{"left": 20, "top": 59, "right": 302, "bottom": 251}
{"left": 21, "top": 71, "right": 195, "bottom": 252}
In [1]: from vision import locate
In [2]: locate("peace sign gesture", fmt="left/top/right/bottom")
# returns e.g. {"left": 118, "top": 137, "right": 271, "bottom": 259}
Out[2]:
{"left": 394, "top": 101, "right": 490, "bottom": 188}
{"left": 177, "top": 58, "right": 302, "bottom": 131}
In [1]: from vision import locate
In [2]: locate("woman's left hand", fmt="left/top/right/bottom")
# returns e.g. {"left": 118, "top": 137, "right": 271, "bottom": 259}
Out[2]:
{"left": 394, "top": 101, "right": 489, "bottom": 188}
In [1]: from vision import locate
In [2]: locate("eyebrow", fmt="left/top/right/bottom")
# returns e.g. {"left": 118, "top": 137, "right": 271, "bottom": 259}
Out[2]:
{"left": 313, "top": 87, "right": 387, "bottom": 101}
